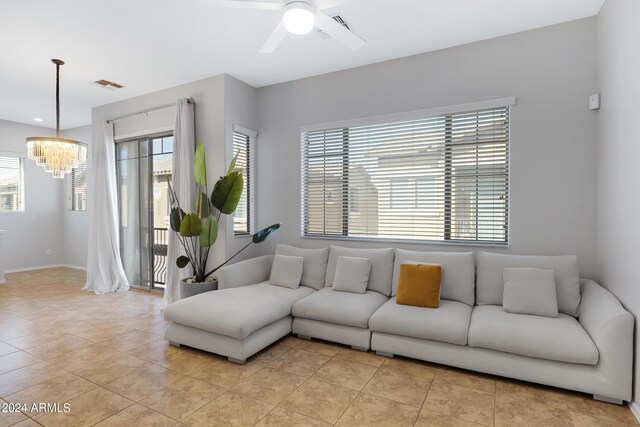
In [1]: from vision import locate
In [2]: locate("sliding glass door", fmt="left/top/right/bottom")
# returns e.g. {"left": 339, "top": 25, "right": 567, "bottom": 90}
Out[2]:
{"left": 116, "top": 134, "right": 173, "bottom": 290}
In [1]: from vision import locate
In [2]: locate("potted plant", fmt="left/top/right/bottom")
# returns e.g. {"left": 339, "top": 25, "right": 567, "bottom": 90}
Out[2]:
{"left": 167, "top": 143, "right": 280, "bottom": 299}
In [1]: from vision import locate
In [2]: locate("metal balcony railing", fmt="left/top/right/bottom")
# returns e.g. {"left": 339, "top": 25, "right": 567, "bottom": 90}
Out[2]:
{"left": 153, "top": 227, "right": 168, "bottom": 286}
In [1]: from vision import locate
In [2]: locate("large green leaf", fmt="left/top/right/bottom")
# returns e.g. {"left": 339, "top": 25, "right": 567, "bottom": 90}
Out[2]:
{"left": 199, "top": 217, "right": 218, "bottom": 248}
{"left": 194, "top": 143, "right": 207, "bottom": 186}
{"left": 252, "top": 223, "right": 282, "bottom": 244}
{"left": 211, "top": 172, "right": 244, "bottom": 215}
{"left": 198, "top": 192, "right": 212, "bottom": 219}
{"left": 179, "top": 213, "right": 203, "bottom": 237}
{"left": 170, "top": 207, "right": 185, "bottom": 233}
{"left": 176, "top": 256, "right": 190, "bottom": 269}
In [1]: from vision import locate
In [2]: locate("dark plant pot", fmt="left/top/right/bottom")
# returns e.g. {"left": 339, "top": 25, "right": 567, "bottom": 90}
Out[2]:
{"left": 179, "top": 278, "right": 217, "bottom": 300}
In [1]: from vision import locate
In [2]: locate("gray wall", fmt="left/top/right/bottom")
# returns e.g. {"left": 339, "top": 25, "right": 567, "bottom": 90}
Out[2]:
{"left": 61, "top": 125, "right": 92, "bottom": 268}
{"left": 255, "top": 18, "right": 599, "bottom": 278}
{"left": 0, "top": 120, "right": 65, "bottom": 270}
{"left": 596, "top": 0, "right": 640, "bottom": 407}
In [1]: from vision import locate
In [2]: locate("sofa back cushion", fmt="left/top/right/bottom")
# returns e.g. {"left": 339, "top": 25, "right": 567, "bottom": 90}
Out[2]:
{"left": 392, "top": 249, "right": 475, "bottom": 306}
{"left": 476, "top": 252, "right": 581, "bottom": 317}
{"left": 325, "top": 246, "right": 395, "bottom": 296}
{"left": 275, "top": 244, "right": 329, "bottom": 290}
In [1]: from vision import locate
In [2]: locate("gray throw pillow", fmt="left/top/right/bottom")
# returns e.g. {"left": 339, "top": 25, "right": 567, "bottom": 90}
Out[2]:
{"left": 503, "top": 268, "right": 558, "bottom": 317}
{"left": 332, "top": 256, "right": 371, "bottom": 294}
{"left": 270, "top": 254, "right": 303, "bottom": 289}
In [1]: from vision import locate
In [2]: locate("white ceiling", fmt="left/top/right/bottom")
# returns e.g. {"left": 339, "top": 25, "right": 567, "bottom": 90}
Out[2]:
{"left": 0, "top": 0, "right": 604, "bottom": 130}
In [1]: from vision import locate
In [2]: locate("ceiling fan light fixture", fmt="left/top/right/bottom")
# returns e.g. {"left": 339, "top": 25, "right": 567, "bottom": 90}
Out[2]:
{"left": 283, "top": 1, "right": 315, "bottom": 35}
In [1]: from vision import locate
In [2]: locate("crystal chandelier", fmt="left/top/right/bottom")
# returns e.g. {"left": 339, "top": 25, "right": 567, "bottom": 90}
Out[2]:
{"left": 26, "top": 59, "right": 87, "bottom": 179}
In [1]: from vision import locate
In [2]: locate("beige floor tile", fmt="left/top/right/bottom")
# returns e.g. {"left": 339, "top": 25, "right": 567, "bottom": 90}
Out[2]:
{"left": 279, "top": 335, "right": 306, "bottom": 348}
{"left": 495, "top": 395, "right": 573, "bottom": 427}
{"left": 362, "top": 364, "right": 431, "bottom": 407}
{"left": 254, "top": 407, "right": 332, "bottom": 427}
{"left": 0, "top": 362, "right": 65, "bottom": 396}
{"left": 126, "top": 339, "right": 176, "bottom": 362}
{"left": 423, "top": 382, "right": 495, "bottom": 427}
{"left": 571, "top": 411, "right": 639, "bottom": 427}
{"left": 73, "top": 353, "right": 147, "bottom": 385}
{"left": 152, "top": 348, "right": 216, "bottom": 375}
{"left": 295, "top": 339, "right": 343, "bottom": 356}
{"left": 334, "top": 348, "right": 385, "bottom": 367}
{"left": 105, "top": 364, "right": 184, "bottom": 401}
{"left": 4, "top": 330, "right": 69, "bottom": 350}
{"left": 280, "top": 379, "right": 358, "bottom": 424}
{"left": 0, "top": 342, "right": 19, "bottom": 357}
{"left": 35, "top": 387, "right": 133, "bottom": 427}
{"left": 250, "top": 342, "right": 291, "bottom": 366}
{"left": 11, "top": 419, "right": 42, "bottom": 427}
{"left": 182, "top": 393, "right": 273, "bottom": 427}
{"left": 433, "top": 367, "right": 496, "bottom": 394}
{"left": 191, "top": 360, "right": 262, "bottom": 388}
{"left": 415, "top": 409, "right": 483, "bottom": 427}
{"left": 268, "top": 349, "right": 331, "bottom": 377}
{"left": 6, "top": 372, "right": 97, "bottom": 413}
{"left": 47, "top": 343, "right": 121, "bottom": 371}
{"left": 337, "top": 393, "right": 419, "bottom": 427}
{"left": 229, "top": 367, "right": 307, "bottom": 405}
{"left": 139, "top": 377, "right": 225, "bottom": 420}
{"left": 382, "top": 357, "right": 437, "bottom": 379}
{"left": 311, "top": 358, "right": 377, "bottom": 391}
{"left": 24, "top": 334, "right": 93, "bottom": 359}
{"left": 0, "top": 351, "right": 41, "bottom": 375}
{"left": 564, "top": 393, "right": 638, "bottom": 425}
{"left": 95, "top": 329, "right": 162, "bottom": 352}
{"left": 94, "top": 403, "right": 177, "bottom": 427}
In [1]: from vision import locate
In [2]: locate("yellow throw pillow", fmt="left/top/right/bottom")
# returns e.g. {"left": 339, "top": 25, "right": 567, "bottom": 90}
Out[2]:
{"left": 396, "top": 263, "right": 442, "bottom": 308}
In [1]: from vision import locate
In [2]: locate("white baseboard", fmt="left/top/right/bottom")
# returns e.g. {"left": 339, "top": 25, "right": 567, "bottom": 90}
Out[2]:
{"left": 5, "top": 264, "right": 86, "bottom": 274}
{"left": 629, "top": 401, "right": 640, "bottom": 423}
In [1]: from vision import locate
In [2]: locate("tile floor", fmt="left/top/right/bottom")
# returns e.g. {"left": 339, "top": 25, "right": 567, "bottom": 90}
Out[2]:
{"left": 0, "top": 267, "right": 637, "bottom": 427}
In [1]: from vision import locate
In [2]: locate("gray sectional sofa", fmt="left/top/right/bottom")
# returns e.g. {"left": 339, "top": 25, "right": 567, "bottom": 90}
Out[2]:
{"left": 163, "top": 244, "right": 633, "bottom": 403}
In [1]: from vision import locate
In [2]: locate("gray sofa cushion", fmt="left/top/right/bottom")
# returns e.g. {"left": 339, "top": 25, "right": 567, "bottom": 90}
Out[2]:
{"left": 292, "top": 288, "right": 388, "bottom": 328}
{"left": 476, "top": 252, "right": 581, "bottom": 317}
{"left": 164, "top": 282, "right": 315, "bottom": 340}
{"left": 369, "top": 298, "right": 472, "bottom": 345}
{"left": 468, "top": 305, "right": 598, "bottom": 365}
{"left": 275, "top": 244, "right": 329, "bottom": 290}
{"left": 392, "top": 249, "right": 475, "bottom": 306}
{"left": 325, "top": 246, "right": 395, "bottom": 296}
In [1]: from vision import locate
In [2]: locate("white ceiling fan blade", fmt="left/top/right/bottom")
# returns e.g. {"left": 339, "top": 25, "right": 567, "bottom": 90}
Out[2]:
{"left": 314, "top": 11, "right": 366, "bottom": 50}
{"left": 259, "top": 20, "right": 288, "bottom": 53}
{"left": 211, "top": 0, "right": 283, "bottom": 11}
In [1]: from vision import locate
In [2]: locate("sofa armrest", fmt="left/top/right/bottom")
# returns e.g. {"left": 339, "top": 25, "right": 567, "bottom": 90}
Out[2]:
{"left": 579, "top": 279, "right": 634, "bottom": 401}
{"left": 217, "top": 255, "right": 274, "bottom": 290}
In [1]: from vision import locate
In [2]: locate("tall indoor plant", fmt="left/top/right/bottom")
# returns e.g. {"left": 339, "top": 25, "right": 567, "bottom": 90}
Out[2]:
{"left": 168, "top": 143, "right": 280, "bottom": 297}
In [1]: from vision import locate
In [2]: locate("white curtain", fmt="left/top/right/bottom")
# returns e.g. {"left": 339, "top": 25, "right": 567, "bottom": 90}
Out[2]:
{"left": 162, "top": 98, "right": 195, "bottom": 307}
{"left": 84, "top": 120, "right": 130, "bottom": 294}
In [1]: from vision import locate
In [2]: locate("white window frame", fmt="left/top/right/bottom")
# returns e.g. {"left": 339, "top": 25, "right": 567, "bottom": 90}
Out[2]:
{"left": 0, "top": 153, "right": 25, "bottom": 213}
{"left": 232, "top": 125, "right": 256, "bottom": 237}
{"left": 300, "top": 97, "right": 515, "bottom": 247}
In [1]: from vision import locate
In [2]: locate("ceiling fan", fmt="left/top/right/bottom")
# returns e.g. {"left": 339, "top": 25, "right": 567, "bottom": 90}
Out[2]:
{"left": 213, "top": 0, "right": 366, "bottom": 53}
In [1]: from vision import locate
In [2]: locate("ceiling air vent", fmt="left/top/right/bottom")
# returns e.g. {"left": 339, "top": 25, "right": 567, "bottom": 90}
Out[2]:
{"left": 91, "top": 79, "right": 124, "bottom": 90}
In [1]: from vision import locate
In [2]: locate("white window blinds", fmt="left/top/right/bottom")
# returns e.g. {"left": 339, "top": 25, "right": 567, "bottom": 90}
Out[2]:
{"left": 69, "top": 161, "right": 87, "bottom": 211}
{"left": 301, "top": 106, "right": 510, "bottom": 245}
{"left": 0, "top": 156, "right": 24, "bottom": 212}
{"left": 233, "top": 130, "right": 253, "bottom": 235}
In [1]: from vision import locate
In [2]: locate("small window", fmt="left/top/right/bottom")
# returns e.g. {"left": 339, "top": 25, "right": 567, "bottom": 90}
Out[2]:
{"left": 232, "top": 127, "right": 256, "bottom": 236}
{"left": 69, "top": 161, "right": 87, "bottom": 211}
{"left": 0, "top": 156, "right": 25, "bottom": 212}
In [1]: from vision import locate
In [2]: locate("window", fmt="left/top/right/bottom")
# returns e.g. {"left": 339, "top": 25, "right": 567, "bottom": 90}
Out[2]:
{"left": 301, "top": 104, "right": 510, "bottom": 245}
{"left": 0, "top": 156, "right": 24, "bottom": 212}
{"left": 232, "top": 126, "right": 256, "bottom": 236}
{"left": 69, "top": 161, "right": 87, "bottom": 211}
